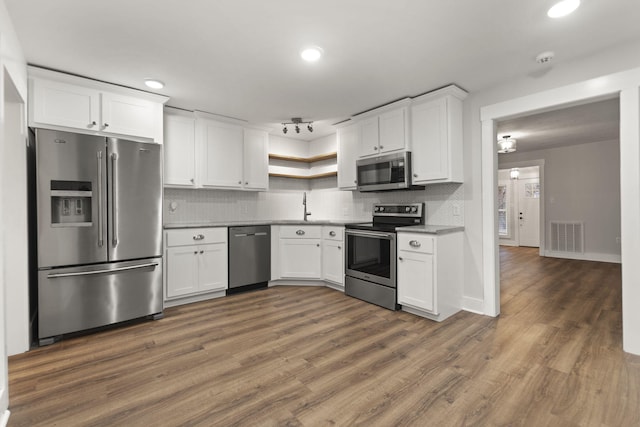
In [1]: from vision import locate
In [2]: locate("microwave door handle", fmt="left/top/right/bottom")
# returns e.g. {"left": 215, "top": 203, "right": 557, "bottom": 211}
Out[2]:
{"left": 111, "top": 153, "right": 118, "bottom": 247}
{"left": 97, "top": 151, "right": 104, "bottom": 247}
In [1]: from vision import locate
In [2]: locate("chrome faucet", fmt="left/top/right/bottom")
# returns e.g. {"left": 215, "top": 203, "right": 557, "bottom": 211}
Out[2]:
{"left": 303, "top": 192, "right": 311, "bottom": 221}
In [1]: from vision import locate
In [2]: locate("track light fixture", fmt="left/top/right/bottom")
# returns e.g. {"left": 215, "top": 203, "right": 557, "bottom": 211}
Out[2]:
{"left": 282, "top": 117, "right": 314, "bottom": 135}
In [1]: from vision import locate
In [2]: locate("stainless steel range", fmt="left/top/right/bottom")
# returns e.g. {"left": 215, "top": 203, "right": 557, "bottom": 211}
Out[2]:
{"left": 344, "top": 203, "right": 425, "bottom": 310}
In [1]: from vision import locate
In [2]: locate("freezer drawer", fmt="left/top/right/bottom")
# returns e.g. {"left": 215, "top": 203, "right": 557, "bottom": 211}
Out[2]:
{"left": 38, "top": 258, "right": 163, "bottom": 341}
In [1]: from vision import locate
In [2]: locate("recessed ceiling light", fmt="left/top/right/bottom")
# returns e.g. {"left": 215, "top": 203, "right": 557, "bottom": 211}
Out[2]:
{"left": 144, "top": 79, "right": 164, "bottom": 89}
{"left": 547, "top": 0, "right": 580, "bottom": 18}
{"left": 300, "top": 47, "right": 323, "bottom": 62}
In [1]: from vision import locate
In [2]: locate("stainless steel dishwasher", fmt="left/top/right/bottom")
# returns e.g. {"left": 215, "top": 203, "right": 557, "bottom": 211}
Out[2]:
{"left": 228, "top": 225, "right": 271, "bottom": 294}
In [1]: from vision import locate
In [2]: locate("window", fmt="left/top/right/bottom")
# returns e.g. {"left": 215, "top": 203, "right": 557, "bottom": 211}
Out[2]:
{"left": 525, "top": 182, "right": 540, "bottom": 198}
{"left": 498, "top": 184, "right": 508, "bottom": 236}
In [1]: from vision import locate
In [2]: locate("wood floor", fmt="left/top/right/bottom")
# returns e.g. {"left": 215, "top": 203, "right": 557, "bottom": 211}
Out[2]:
{"left": 8, "top": 247, "right": 640, "bottom": 426}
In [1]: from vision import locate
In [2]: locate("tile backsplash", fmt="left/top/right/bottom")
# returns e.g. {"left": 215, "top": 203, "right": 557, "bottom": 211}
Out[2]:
{"left": 164, "top": 178, "right": 464, "bottom": 226}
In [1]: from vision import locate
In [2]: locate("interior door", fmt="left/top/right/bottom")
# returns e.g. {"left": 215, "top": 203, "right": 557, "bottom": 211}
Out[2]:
{"left": 107, "top": 138, "right": 162, "bottom": 261}
{"left": 518, "top": 177, "right": 540, "bottom": 247}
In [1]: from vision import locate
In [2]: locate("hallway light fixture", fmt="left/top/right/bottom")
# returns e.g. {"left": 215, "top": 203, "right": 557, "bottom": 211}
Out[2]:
{"left": 510, "top": 168, "right": 520, "bottom": 180}
{"left": 282, "top": 117, "right": 313, "bottom": 135}
{"left": 498, "top": 135, "right": 517, "bottom": 153}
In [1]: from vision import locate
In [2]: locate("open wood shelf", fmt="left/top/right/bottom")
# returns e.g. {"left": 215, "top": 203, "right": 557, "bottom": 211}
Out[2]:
{"left": 269, "top": 171, "right": 337, "bottom": 180}
{"left": 268, "top": 152, "right": 337, "bottom": 163}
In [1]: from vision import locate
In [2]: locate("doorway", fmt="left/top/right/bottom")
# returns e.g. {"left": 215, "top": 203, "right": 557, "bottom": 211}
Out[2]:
{"left": 498, "top": 165, "right": 541, "bottom": 249}
{"left": 480, "top": 70, "right": 640, "bottom": 354}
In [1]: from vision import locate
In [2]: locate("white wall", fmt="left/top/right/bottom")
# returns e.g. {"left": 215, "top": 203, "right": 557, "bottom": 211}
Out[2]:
{"left": 499, "top": 140, "right": 620, "bottom": 261}
{"left": 0, "top": 0, "right": 28, "bottom": 422}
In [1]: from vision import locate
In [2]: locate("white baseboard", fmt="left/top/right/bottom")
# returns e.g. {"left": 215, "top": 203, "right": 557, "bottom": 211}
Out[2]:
{"left": 0, "top": 410, "right": 10, "bottom": 427}
{"left": 462, "top": 296, "right": 485, "bottom": 314}
{"left": 164, "top": 290, "right": 226, "bottom": 308}
{"left": 268, "top": 280, "right": 326, "bottom": 287}
{"left": 544, "top": 250, "right": 621, "bottom": 264}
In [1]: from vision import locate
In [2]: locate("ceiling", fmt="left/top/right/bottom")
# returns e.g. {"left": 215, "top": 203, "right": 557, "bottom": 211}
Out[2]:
{"left": 497, "top": 97, "right": 620, "bottom": 153}
{"left": 5, "top": 0, "right": 640, "bottom": 141}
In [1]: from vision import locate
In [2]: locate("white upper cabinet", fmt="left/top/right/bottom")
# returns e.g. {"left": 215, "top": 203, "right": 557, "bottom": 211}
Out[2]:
{"left": 190, "top": 111, "right": 268, "bottom": 191}
{"left": 243, "top": 128, "right": 269, "bottom": 191}
{"left": 356, "top": 99, "right": 410, "bottom": 158}
{"left": 28, "top": 67, "right": 167, "bottom": 142}
{"left": 198, "top": 116, "right": 244, "bottom": 189}
{"left": 164, "top": 108, "right": 196, "bottom": 187}
{"left": 410, "top": 85, "right": 467, "bottom": 184}
{"left": 336, "top": 122, "right": 360, "bottom": 190}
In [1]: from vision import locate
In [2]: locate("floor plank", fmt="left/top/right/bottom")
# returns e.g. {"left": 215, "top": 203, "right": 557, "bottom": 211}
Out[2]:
{"left": 8, "top": 247, "right": 640, "bottom": 426}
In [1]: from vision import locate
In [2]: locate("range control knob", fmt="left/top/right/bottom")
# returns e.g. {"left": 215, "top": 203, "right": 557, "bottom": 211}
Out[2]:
{"left": 379, "top": 206, "right": 385, "bottom": 212}
{"left": 411, "top": 206, "right": 418, "bottom": 213}
{"left": 405, "top": 207, "right": 411, "bottom": 212}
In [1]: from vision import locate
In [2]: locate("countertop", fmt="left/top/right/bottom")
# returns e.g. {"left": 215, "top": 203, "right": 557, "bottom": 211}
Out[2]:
{"left": 396, "top": 225, "right": 464, "bottom": 234}
{"left": 164, "top": 219, "right": 365, "bottom": 229}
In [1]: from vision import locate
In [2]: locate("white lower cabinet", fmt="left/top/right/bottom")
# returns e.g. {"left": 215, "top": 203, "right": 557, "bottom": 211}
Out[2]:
{"left": 397, "top": 231, "right": 462, "bottom": 321}
{"left": 165, "top": 227, "right": 228, "bottom": 303}
{"left": 279, "top": 226, "right": 322, "bottom": 279}
{"left": 322, "top": 226, "right": 344, "bottom": 287}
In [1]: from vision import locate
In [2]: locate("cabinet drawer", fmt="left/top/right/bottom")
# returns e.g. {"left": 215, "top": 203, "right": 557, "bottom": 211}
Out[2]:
{"left": 322, "top": 226, "right": 344, "bottom": 242}
{"left": 397, "top": 233, "right": 434, "bottom": 254}
{"left": 280, "top": 225, "right": 322, "bottom": 239}
{"left": 166, "top": 227, "right": 227, "bottom": 247}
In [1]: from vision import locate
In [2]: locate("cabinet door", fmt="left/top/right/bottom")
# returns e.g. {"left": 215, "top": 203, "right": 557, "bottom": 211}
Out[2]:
{"left": 31, "top": 79, "right": 100, "bottom": 131}
{"left": 359, "top": 117, "right": 380, "bottom": 157}
{"left": 101, "top": 92, "right": 158, "bottom": 139}
{"left": 199, "top": 119, "right": 243, "bottom": 189}
{"left": 166, "top": 246, "right": 199, "bottom": 297}
{"left": 397, "top": 250, "right": 435, "bottom": 312}
{"left": 337, "top": 124, "right": 360, "bottom": 190}
{"left": 198, "top": 243, "right": 228, "bottom": 292}
{"left": 279, "top": 239, "right": 322, "bottom": 279}
{"left": 243, "top": 128, "right": 269, "bottom": 190}
{"left": 411, "top": 97, "right": 449, "bottom": 183}
{"left": 378, "top": 108, "right": 407, "bottom": 154}
{"left": 322, "top": 240, "right": 344, "bottom": 285}
{"left": 164, "top": 112, "right": 196, "bottom": 187}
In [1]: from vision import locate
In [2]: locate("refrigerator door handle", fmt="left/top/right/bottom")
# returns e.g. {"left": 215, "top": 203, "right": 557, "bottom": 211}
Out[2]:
{"left": 111, "top": 152, "right": 118, "bottom": 247}
{"left": 47, "top": 262, "right": 159, "bottom": 279}
{"left": 97, "top": 151, "right": 104, "bottom": 247}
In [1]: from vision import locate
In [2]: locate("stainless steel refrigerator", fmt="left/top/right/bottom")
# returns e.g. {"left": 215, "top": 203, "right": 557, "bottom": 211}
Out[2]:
{"left": 29, "top": 128, "right": 163, "bottom": 346}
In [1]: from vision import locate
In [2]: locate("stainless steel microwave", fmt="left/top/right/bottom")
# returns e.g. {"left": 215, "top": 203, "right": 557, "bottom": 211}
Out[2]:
{"left": 356, "top": 151, "right": 423, "bottom": 192}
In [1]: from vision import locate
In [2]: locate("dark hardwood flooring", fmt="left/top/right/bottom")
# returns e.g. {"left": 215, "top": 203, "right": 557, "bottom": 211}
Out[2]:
{"left": 8, "top": 247, "right": 640, "bottom": 426}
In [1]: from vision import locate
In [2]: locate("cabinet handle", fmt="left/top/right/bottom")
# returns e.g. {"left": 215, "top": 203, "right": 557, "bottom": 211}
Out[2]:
{"left": 238, "top": 181, "right": 242, "bottom": 185}
{"left": 409, "top": 240, "right": 421, "bottom": 248}
{"left": 316, "top": 243, "right": 320, "bottom": 247}
{"left": 379, "top": 145, "right": 384, "bottom": 149}
{"left": 89, "top": 121, "right": 97, "bottom": 127}
{"left": 354, "top": 180, "right": 357, "bottom": 184}
{"left": 103, "top": 123, "right": 109, "bottom": 128}
{"left": 193, "top": 234, "right": 204, "bottom": 240}
{"left": 296, "top": 230, "right": 305, "bottom": 235}
{"left": 194, "top": 251, "right": 198, "bottom": 254}
{"left": 329, "top": 231, "right": 336, "bottom": 237}
{"left": 413, "top": 173, "right": 418, "bottom": 178}
{"left": 398, "top": 257, "right": 403, "bottom": 261}
{"left": 337, "top": 246, "right": 341, "bottom": 250}
{"left": 200, "top": 250, "right": 204, "bottom": 254}
{"left": 373, "top": 146, "right": 378, "bottom": 151}
{"left": 190, "top": 178, "right": 195, "bottom": 184}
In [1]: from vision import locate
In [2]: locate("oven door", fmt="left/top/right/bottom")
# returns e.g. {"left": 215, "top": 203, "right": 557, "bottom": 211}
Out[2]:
{"left": 345, "top": 229, "right": 396, "bottom": 287}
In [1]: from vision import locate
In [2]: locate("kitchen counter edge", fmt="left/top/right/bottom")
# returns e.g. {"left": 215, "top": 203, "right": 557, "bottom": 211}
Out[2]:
{"left": 396, "top": 225, "right": 465, "bottom": 234}
{"left": 164, "top": 220, "right": 364, "bottom": 229}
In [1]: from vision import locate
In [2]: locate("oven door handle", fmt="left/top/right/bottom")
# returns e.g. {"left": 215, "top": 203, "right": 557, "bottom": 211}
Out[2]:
{"left": 346, "top": 229, "right": 395, "bottom": 239}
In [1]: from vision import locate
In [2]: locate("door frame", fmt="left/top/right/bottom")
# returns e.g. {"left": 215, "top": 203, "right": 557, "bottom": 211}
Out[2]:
{"left": 499, "top": 161, "right": 544, "bottom": 255}
{"left": 479, "top": 67, "right": 640, "bottom": 355}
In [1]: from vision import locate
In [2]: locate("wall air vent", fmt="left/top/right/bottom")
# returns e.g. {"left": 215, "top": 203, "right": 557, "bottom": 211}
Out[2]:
{"left": 550, "top": 221, "right": 584, "bottom": 253}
